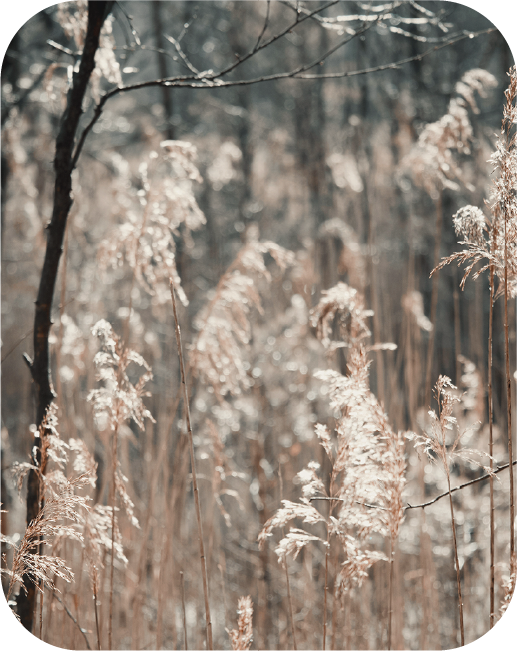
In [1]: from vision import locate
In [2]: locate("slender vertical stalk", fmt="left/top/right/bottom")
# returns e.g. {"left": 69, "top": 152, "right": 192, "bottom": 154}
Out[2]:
{"left": 446, "top": 471, "right": 465, "bottom": 646}
{"left": 284, "top": 556, "right": 298, "bottom": 651}
{"left": 108, "top": 419, "right": 120, "bottom": 651}
{"left": 93, "top": 582, "right": 101, "bottom": 651}
{"left": 453, "top": 282, "right": 461, "bottom": 384}
{"left": 323, "top": 479, "right": 335, "bottom": 651}
{"left": 439, "top": 403, "right": 464, "bottom": 646}
{"left": 425, "top": 194, "right": 443, "bottom": 407}
{"left": 504, "top": 212, "right": 515, "bottom": 559}
{"left": 387, "top": 535, "right": 394, "bottom": 651}
{"left": 170, "top": 280, "right": 213, "bottom": 650}
{"left": 488, "top": 262, "right": 495, "bottom": 628}
{"left": 180, "top": 571, "right": 188, "bottom": 650}
{"left": 323, "top": 526, "right": 330, "bottom": 651}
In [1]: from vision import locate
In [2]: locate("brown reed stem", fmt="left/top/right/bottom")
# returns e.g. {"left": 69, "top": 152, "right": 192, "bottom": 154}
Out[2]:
{"left": 93, "top": 584, "right": 101, "bottom": 651}
{"left": 170, "top": 279, "right": 213, "bottom": 650}
{"left": 446, "top": 471, "right": 464, "bottom": 646}
{"left": 504, "top": 211, "right": 515, "bottom": 560}
{"left": 425, "top": 194, "right": 443, "bottom": 407}
{"left": 284, "top": 555, "right": 298, "bottom": 651}
{"left": 453, "top": 282, "right": 461, "bottom": 384}
{"left": 387, "top": 535, "right": 394, "bottom": 650}
{"left": 323, "top": 480, "right": 336, "bottom": 651}
{"left": 180, "top": 571, "right": 188, "bottom": 650}
{"left": 488, "top": 262, "right": 495, "bottom": 628}
{"left": 108, "top": 420, "right": 119, "bottom": 651}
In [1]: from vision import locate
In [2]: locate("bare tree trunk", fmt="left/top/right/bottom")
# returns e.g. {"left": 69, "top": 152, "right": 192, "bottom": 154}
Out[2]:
{"left": 16, "top": 2, "right": 114, "bottom": 632}
{"left": 152, "top": 1, "right": 175, "bottom": 140}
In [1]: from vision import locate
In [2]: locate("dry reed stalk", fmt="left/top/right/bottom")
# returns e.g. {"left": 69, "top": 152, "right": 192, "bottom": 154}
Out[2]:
{"left": 322, "top": 482, "right": 336, "bottom": 651}
{"left": 108, "top": 415, "right": 120, "bottom": 651}
{"left": 330, "top": 546, "right": 339, "bottom": 650}
{"left": 489, "top": 261, "right": 495, "bottom": 628}
{"left": 445, "top": 462, "right": 465, "bottom": 646}
{"left": 89, "top": 321, "right": 153, "bottom": 649}
{"left": 107, "top": 206, "right": 152, "bottom": 644}
{"left": 387, "top": 535, "right": 394, "bottom": 651}
{"left": 218, "top": 552, "right": 229, "bottom": 635}
{"left": 409, "top": 377, "right": 470, "bottom": 645}
{"left": 155, "top": 519, "right": 173, "bottom": 650}
{"left": 43, "top": 584, "right": 92, "bottom": 650}
{"left": 425, "top": 194, "right": 443, "bottom": 407}
{"left": 283, "top": 557, "right": 298, "bottom": 651}
{"left": 170, "top": 279, "right": 213, "bottom": 650}
{"left": 366, "top": 212, "right": 385, "bottom": 405}
{"left": 180, "top": 570, "right": 188, "bottom": 650}
{"left": 93, "top": 578, "right": 101, "bottom": 651}
{"left": 453, "top": 281, "right": 461, "bottom": 384}
{"left": 504, "top": 209, "right": 515, "bottom": 560}
{"left": 436, "top": 377, "right": 465, "bottom": 647}
{"left": 278, "top": 463, "right": 297, "bottom": 651}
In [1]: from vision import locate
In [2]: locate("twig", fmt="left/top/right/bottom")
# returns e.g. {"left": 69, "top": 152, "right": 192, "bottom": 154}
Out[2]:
{"left": 254, "top": 0, "right": 271, "bottom": 52}
{"left": 170, "top": 279, "right": 213, "bottom": 650}
{"left": 1, "top": 330, "right": 32, "bottom": 364}
{"left": 44, "top": 586, "right": 92, "bottom": 650}
{"left": 309, "top": 461, "right": 517, "bottom": 511}
{"left": 164, "top": 34, "right": 200, "bottom": 76}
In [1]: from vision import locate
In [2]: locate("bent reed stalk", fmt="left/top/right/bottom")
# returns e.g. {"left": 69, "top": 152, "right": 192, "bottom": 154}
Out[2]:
{"left": 170, "top": 279, "right": 213, "bottom": 651}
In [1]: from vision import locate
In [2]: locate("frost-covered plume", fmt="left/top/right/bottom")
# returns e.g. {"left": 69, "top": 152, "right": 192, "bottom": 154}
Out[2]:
{"left": 318, "top": 219, "right": 366, "bottom": 291}
{"left": 500, "top": 553, "right": 517, "bottom": 617}
{"left": 260, "top": 283, "right": 406, "bottom": 608}
{"left": 434, "top": 68, "right": 517, "bottom": 297}
{"left": 88, "top": 319, "right": 155, "bottom": 527}
{"left": 402, "top": 291, "right": 433, "bottom": 332}
{"left": 401, "top": 68, "right": 497, "bottom": 195}
{"left": 310, "top": 281, "right": 396, "bottom": 359}
{"left": 406, "top": 375, "right": 494, "bottom": 645}
{"left": 406, "top": 375, "right": 492, "bottom": 473}
{"left": 453, "top": 205, "right": 487, "bottom": 248}
{"left": 191, "top": 225, "right": 295, "bottom": 400}
{"left": 98, "top": 140, "right": 205, "bottom": 306}
{"left": 2, "top": 475, "right": 91, "bottom": 604}
{"left": 228, "top": 595, "right": 254, "bottom": 651}
{"left": 10, "top": 408, "right": 101, "bottom": 550}
{"left": 456, "top": 355, "right": 484, "bottom": 429}
{"left": 204, "top": 419, "right": 246, "bottom": 527}
{"left": 309, "top": 282, "right": 373, "bottom": 354}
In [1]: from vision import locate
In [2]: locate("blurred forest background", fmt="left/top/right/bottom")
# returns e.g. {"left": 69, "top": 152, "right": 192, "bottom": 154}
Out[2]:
{"left": 1, "top": 2, "right": 516, "bottom": 650}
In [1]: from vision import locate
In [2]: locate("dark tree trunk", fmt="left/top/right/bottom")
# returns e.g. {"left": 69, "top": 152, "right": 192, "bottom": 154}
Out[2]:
{"left": 16, "top": 1, "right": 114, "bottom": 632}
{"left": 152, "top": 0, "right": 175, "bottom": 140}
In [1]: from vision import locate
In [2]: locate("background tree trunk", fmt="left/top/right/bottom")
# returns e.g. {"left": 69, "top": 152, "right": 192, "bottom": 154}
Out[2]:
{"left": 16, "top": 1, "right": 114, "bottom": 632}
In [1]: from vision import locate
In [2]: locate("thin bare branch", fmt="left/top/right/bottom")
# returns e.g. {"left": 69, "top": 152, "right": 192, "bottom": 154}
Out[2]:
{"left": 254, "top": 0, "right": 271, "bottom": 52}
{"left": 71, "top": 25, "right": 494, "bottom": 171}
{"left": 44, "top": 586, "right": 92, "bottom": 651}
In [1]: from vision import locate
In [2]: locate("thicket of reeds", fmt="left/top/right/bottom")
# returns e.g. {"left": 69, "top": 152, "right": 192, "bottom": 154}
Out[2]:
{"left": 1, "top": 2, "right": 516, "bottom": 650}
